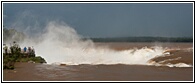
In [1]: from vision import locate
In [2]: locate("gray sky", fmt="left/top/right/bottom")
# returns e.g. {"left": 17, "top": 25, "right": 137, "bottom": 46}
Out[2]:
{"left": 3, "top": 3, "right": 193, "bottom": 38}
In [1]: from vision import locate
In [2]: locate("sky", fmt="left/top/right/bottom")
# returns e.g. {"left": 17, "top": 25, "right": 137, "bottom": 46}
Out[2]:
{"left": 3, "top": 3, "right": 193, "bottom": 38}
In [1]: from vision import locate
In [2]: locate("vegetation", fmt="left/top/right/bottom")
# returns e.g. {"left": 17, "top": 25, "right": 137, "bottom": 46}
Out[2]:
{"left": 3, "top": 53, "right": 46, "bottom": 70}
{"left": 3, "top": 54, "right": 16, "bottom": 69}
{"left": 17, "top": 56, "right": 46, "bottom": 63}
{"left": 3, "top": 27, "right": 46, "bottom": 69}
{"left": 3, "top": 42, "right": 46, "bottom": 70}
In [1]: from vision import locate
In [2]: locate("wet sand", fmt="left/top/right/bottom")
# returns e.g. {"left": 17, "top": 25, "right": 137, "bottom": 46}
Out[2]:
{"left": 3, "top": 42, "right": 193, "bottom": 81}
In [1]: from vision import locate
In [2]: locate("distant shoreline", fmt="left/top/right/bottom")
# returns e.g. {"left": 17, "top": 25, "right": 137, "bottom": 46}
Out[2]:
{"left": 87, "top": 37, "right": 193, "bottom": 43}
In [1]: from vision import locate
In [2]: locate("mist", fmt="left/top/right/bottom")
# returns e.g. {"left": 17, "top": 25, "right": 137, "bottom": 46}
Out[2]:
{"left": 2, "top": 5, "right": 192, "bottom": 66}
{"left": 7, "top": 21, "right": 164, "bottom": 65}
{"left": 2, "top": 19, "right": 193, "bottom": 68}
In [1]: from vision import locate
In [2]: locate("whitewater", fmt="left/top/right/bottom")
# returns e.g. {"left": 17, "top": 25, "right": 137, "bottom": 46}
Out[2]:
{"left": 18, "top": 21, "right": 192, "bottom": 67}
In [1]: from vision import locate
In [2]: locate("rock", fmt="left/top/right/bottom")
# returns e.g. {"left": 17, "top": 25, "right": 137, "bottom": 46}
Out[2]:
{"left": 28, "top": 60, "right": 35, "bottom": 63}
{"left": 60, "top": 64, "right": 66, "bottom": 66}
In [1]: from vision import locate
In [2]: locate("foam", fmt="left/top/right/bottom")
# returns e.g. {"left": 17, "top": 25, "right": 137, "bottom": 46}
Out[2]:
{"left": 18, "top": 21, "right": 192, "bottom": 68}
{"left": 166, "top": 63, "right": 192, "bottom": 67}
{"left": 30, "top": 21, "right": 166, "bottom": 65}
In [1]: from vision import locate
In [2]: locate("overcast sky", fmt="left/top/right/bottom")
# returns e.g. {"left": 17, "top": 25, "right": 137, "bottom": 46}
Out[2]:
{"left": 3, "top": 3, "right": 193, "bottom": 38}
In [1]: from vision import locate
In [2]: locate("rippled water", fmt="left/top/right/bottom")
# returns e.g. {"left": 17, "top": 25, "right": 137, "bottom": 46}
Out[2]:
{"left": 3, "top": 43, "right": 193, "bottom": 81}
{"left": 34, "top": 64, "right": 192, "bottom": 81}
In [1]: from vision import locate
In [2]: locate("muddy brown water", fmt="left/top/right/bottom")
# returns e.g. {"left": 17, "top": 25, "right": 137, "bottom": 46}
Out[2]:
{"left": 3, "top": 42, "right": 193, "bottom": 81}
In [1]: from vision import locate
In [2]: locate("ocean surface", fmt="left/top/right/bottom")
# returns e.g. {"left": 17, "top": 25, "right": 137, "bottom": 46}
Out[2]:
{"left": 3, "top": 42, "right": 193, "bottom": 81}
